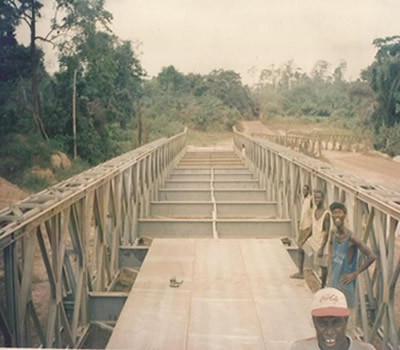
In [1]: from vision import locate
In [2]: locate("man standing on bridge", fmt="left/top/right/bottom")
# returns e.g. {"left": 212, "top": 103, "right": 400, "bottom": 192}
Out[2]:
{"left": 292, "top": 189, "right": 330, "bottom": 288}
{"left": 327, "top": 202, "right": 376, "bottom": 337}
{"left": 290, "top": 287, "right": 376, "bottom": 349}
{"left": 291, "top": 184, "right": 313, "bottom": 279}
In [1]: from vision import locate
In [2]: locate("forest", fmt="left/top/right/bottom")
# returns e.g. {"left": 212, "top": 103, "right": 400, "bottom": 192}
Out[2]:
{"left": 1, "top": 0, "right": 400, "bottom": 191}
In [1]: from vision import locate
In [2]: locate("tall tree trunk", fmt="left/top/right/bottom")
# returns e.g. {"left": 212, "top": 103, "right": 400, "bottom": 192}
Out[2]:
{"left": 137, "top": 101, "right": 142, "bottom": 146}
{"left": 72, "top": 69, "right": 77, "bottom": 159}
{"left": 30, "top": 0, "right": 48, "bottom": 141}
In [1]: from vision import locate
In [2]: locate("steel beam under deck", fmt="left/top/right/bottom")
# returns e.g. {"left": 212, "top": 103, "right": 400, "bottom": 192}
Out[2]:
{"left": 138, "top": 218, "right": 291, "bottom": 238}
{"left": 172, "top": 168, "right": 252, "bottom": 174}
{"left": 164, "top": 180, "right": 261, "bottom": 189}
{"left": 158, "top": 189, "right": 270, "bottom": 201}
{"left": 150, "top": 201, "right": 278, "bottom": 218}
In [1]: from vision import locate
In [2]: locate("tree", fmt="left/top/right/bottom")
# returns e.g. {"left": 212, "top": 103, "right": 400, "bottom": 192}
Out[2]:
{"left": 333, "top": 60, "right": 347, "bottom": 84}
{"left": 363, "top": 36, "right": 400, "bottom": 128}
{"left": 47, "top": 0, "right": 144, "bottom": 163}
{"left": 205, "top": 69, "right": 256, "bottom": 116}
{"left": 311, "top": 60, "right": 331, "bottom": 83}
{"left": 0, "top": 1, "right": 35, "bottom": 136}
{"left": 5, "top": 0, "right": 50, "bottom": 140}
{"left": 55, "top": 0, "right": 113, "bottom": 59}
{"left": 258, "top": 64, "right": 280, "bottom": 90}
{"left": 157, "top": 66, "right": 186, "bottom": 92}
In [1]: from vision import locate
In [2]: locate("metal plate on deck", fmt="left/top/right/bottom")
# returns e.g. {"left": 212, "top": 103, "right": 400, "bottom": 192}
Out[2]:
{"left": 107, "top": 239, "right": 315, "bottom": 350}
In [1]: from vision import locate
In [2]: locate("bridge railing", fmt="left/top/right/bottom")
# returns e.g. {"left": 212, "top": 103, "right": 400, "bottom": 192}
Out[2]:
{"left": 234, "top": 127, "right": 400, "bottom": 349}
{"left": 251, "top": 133, "right": 323, "bottom": 157}
{"left": 252, "top": 132, "right": 372, "bottom": 158}
{"left": 0, "top": 128, "right": 187, "bottom": 347}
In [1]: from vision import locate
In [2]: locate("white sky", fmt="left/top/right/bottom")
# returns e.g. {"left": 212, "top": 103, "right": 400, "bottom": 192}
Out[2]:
{"left": 17, "top": 0, "right": 400, "bottom": 85}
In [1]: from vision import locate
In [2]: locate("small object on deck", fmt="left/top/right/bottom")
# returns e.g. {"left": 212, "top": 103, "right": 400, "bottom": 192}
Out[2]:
{"left": 169, "top": 276, "right": 184, "bottom": 288}
{"left": 134, "top": 237, "right": 145, "bottom": 246}
{"left": 281, "top": 237, "right": 291, "bottom": 246}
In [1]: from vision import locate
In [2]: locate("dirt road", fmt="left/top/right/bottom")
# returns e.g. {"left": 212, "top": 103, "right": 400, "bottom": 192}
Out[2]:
{"left": 322, "top": 151, "right": 400, "bottom": 193}
{"left": 0, "top": 177, "right": 28, "bottom": 210}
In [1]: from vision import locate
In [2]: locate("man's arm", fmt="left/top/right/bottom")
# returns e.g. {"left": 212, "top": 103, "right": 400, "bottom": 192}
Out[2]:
{"left": 299, "top": 227, "right": 312, "bottom": 246}
{"left": 327, "top": 226, "right": 334, "bottom": 271}
{"left": 318, "top": 212, "right": 331, "bottom": 256}
{"left": 340, "top": 235, "right": 376, "bottom": 284}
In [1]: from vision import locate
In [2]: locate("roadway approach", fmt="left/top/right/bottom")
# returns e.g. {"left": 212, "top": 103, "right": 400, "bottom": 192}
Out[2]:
{"left": 106, "top": 147, "right": 315, "bottom": 350}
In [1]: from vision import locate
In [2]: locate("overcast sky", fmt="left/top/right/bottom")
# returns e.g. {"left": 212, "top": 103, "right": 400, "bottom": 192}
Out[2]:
{"left": 17, "top": 0, "right": 400, "bottom": 85}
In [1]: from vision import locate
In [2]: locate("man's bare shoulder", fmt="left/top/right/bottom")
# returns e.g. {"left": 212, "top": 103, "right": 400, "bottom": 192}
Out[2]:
{"left": 348, "top": 229, "right": 364, "bottom": 246}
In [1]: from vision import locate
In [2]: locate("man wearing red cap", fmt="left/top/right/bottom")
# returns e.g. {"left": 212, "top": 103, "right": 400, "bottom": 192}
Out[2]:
{"left": 290, "top": 288, "right": 376, "bottom": 349}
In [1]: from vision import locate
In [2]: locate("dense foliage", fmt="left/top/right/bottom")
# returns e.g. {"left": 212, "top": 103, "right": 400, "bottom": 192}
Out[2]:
{"left": 0, "top": 0, "right": 145, "bottom": 186}
{"left": 0, "top": 0, "right": 256, "bottom": 190}
{"left": 252, "top": 49, "right": 400, "bottom": 156}
{"left": 142, "top": 66, "right": 257, "bottom": 139}
{"left": 361, "top": 36, "right": 400, "bottom": 155}
{"left": 1, "top": 0, "right": 400, "bottom": 191}
{"left": 252, "top": 60, "right": 373, "bottom": 126}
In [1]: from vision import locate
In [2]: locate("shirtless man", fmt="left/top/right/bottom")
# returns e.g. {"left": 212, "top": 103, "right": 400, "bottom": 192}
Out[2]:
{"left": 328, "top": 202, "right": 376, "bottom": 336}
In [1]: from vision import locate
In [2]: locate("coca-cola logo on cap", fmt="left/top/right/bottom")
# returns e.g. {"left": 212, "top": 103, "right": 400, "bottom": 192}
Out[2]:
{"left": 320, "top": 293, "right": 339, "bottom": 304}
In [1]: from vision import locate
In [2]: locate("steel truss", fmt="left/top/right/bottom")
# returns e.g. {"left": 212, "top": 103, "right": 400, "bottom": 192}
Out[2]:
{"left": 0, "top": 129, "right": 187, "bottom": 347}
{"left": 252, "top": 132, "right": 371, "bottom": 158}
{"left": 234, "top": 127, "right": 400, "bottom": 349}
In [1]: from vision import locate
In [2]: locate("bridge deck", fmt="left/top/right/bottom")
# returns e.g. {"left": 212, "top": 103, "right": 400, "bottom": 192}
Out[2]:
{"left": 107, "top": 238, "right": 314, "bottom": 350}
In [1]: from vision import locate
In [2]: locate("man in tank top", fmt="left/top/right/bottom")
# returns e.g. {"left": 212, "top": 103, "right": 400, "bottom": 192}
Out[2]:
{"left": 290, "top": 184, "right": 313, "bottom": 279}
{"left": 327, "top": 202, "right": 376, "bottom": 337}
{"left": 291, "top": 190, "right": 330, "bottom": 286}
{"left": 299, "top": 184, "right": 313, "bottom": 238}
{"left": 290, "top": 288, "right": 376, "bottom": 349}
{"left": 301, "top": 190, "right": 331, "bottom": 288}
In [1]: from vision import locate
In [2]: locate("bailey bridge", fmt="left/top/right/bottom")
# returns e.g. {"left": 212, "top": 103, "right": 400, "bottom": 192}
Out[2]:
{"left": 0, "top": 128, "right": 399, "bottom": 349}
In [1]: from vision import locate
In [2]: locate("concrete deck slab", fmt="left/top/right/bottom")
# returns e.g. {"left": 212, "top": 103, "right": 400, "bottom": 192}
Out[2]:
{"left": 107, "top": 239, "right": 315, "bottom": 350}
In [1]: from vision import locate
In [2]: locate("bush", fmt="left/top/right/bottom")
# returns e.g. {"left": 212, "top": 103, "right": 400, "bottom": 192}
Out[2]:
{"left": 19, "top": 172, "right": 50, "bottom": 193}
{"left": 0, "top": 133, "right": 62, "bottom": 178}
{"left": 374, "top": 124, "right": 400, "bottom": 156}
{"left": 263, "top": 102, "right": 283, "bottom": 116}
